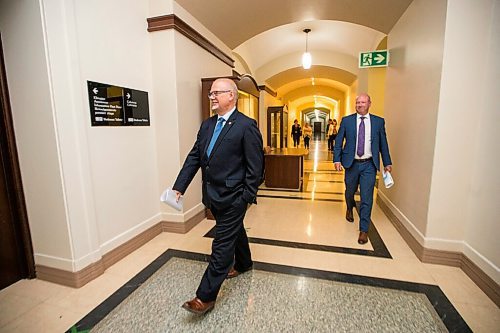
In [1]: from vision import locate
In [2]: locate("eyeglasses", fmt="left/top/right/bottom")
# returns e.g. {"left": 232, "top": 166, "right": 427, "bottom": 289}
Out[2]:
{"left": 208, "top": 90, "right": 231, "bottom": 98}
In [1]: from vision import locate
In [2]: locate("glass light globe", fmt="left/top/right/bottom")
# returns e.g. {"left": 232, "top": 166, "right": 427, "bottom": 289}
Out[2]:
{"left": 302, "top": 52, "right": 312, "bottom": 69}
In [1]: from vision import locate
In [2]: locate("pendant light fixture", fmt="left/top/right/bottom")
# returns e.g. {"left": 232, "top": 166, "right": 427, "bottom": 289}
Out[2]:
{"left": 302, "top": 28, "right": 312, "bottom": 69}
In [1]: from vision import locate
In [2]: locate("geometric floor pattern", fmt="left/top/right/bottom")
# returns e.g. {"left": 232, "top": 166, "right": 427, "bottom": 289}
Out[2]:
{"left": 71, "top": 250, "right": 467, "bottom": 332}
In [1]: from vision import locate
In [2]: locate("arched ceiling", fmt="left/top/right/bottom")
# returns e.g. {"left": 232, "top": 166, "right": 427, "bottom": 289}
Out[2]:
{"left": 175, "top": 0, "right": 413, "bottom": 49}
{"left": 293, "top": 96, "right": 337, "bottom": 113}
{"left": 278, "top": 78, "right": 349, "bottom": 96}
{"left": 303, "top": 108, "right": 330, "bottom": 122}
{"left": 267, "top": 66, "right": 355, "bottom": 92}
{"left": 283, "top": 86, "right": 344, "bottom": 107}
{"left": 175, "top": 0, "right": 411, "bottom": 117}
{"left": 233, "top": 20, "right": 385, "bottom": 75}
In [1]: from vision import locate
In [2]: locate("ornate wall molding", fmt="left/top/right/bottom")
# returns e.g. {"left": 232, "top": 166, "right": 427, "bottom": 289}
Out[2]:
{"left": 258, "top": 85, "right": 277, "bottom": 97}
{"left": 147, "top": 14, "right": 234, "bottom": 68}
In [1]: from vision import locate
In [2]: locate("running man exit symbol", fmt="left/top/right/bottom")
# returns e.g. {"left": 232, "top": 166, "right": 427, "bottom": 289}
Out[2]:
{"left": 359, "top": 50, "right": 389, "bottom": 68}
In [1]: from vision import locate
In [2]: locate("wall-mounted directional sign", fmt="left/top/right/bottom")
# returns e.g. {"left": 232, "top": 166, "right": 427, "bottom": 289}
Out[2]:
{"left": 359, "top": 50, "right": 389, "bottom": 68}
{"left": 87, "top": 81, "right": 150, "bottom": 126}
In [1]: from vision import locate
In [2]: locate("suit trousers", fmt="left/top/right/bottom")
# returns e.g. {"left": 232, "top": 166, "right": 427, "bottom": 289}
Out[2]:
{"left": 196, "top": 197, "right": 252, "bottom": 302}
{"left": 344, "top": 160, "right": 377, "bottom": 232}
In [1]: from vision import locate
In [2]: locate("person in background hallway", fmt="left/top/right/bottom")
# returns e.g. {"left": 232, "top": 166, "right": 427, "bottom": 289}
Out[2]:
{"left": 326, "top": 119, "right": 333, "bottom": 150}
{"left": 327, "top": 119, "right": 337, "bottom": 151}
{"left": 303, "top": 123, "right": 312, "bottom": 149}
{"left": 332, "top": 119, "right": 338, "bottom": 137}
{"left": 173, "top": 78, "right": 264, "bottom": 314}
{"left": 291, "top": 119, "right": 302, "bottom": 147}
{"left": 333, "top": 93, "right": 392, "bottom": 244}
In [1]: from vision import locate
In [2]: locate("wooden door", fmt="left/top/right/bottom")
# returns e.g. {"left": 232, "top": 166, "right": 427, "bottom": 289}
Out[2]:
{"left": 0, "top": 151, "right": 25, "bottom": 288}
{"left": 0, "top": 34, "right": 35, "bottom": 289}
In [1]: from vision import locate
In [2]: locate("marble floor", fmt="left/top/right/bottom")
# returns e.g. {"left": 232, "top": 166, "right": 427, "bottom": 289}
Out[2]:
{"left": 0, "top": 141, "right": 498, "bottom": 332}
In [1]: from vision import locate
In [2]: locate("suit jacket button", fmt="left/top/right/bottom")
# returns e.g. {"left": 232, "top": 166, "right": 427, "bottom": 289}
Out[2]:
{"left": 207, "top": 181, "right": 211, "bottom": 185}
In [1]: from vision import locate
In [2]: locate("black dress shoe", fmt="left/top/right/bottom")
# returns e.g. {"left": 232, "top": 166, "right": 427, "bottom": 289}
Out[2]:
{"left": 358, "top": 231, "right": 368, "bottom": 244}
{"left": 345, "top": 209, "right": 354, "bottom": 222}
{"left": 182, "top": 297, "right": 215, "bottom": 314}
{"left": 226, "top": 266, "right": 252, "bottom": 279}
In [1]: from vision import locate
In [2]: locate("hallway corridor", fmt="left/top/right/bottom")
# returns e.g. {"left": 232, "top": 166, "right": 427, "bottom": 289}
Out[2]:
{"left": 0, "top": 141, "right": 497, "bottom": 332}
{"left": 1, "top": 0, "right": 499, "bottom": 331}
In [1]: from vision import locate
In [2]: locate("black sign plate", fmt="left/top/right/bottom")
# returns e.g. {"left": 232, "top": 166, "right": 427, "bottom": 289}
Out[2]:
{"left": 88, "top": 81, "right": 150, "bottom": 126}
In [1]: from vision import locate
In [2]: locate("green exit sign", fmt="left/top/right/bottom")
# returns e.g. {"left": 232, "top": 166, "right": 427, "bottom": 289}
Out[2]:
{"left": 359, "top": 50, "right": 389, "bottom": 68}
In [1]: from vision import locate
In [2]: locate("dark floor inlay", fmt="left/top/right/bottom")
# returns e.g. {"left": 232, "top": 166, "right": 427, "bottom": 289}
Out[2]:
{"left": 257, "top": 194, "right": 345, "bottom": 202}
{"left": 68, "top": 249, "right": 471, "bottom": 333}
{"left": 259, "top": 188, "right": 344, "bottom": 195}
{"left": 205, "top": 201, "right": 391, "bottom": 259}
{"left": 306, "top": 180, "right": 345, "bottom": 183}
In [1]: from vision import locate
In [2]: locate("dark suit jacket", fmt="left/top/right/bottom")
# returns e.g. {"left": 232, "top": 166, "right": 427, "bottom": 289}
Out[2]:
{"left": 291, "top": 124, "right": 302, "bottom": 137}
{"left": 333, "top": 113, "right": 392, "bottom": 171}
{"left": 173, "top": 110, "right": 264, "bottom": 210}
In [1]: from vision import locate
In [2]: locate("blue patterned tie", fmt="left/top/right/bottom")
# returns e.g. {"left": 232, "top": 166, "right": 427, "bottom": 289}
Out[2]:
{"left": 357, "top": 116, "right": 366, "bottom": 157}
{"left": 207, "top": 118, "right": 225, "bottom": 157}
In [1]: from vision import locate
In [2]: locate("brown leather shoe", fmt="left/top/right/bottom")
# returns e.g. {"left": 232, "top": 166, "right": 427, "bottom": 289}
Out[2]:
{"left": 226, "top": 266, "right": 252, "bottom": 279}
{"left": 181, "top": 297, "right": 215, "bottom": 314}
{"left": 227, "top": 267, "right": 241, "bottom": 279}
{"left": 346, "top": 209, "right": 354, "bottom": 222}
{"left": 358, "top": 231, "right": 368, "bottom": 244}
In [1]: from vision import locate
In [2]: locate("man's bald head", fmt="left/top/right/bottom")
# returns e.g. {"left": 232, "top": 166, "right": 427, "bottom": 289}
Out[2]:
{"left": 209, "top": 78, "right": 239, "bottom": 115}
{"left": 355, "top": 93, "right": 371, "bottom": 116}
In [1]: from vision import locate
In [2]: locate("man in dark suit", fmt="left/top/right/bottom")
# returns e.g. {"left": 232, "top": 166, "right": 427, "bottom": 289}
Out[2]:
{"left": 333, "top": 93, "right": 392, "bottom": 244}
{"left": 172, "top": 78, "right": 263, "bottom": 314}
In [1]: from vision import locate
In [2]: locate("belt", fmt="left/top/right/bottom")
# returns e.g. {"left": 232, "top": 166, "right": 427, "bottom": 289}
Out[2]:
{"left": 354, "top": 158, "right": 372, "bottom": 163}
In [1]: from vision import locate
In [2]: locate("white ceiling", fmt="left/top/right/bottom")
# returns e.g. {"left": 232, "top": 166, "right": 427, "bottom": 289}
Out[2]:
{"left": 233, "top": 20, "right": 385, "bottom": 75}
{"left": 175, "top": 0, "right": 413, "bottom": 49}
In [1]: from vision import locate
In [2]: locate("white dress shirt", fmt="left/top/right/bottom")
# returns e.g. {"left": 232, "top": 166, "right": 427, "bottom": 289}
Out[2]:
{"left": 355, "top": 113, "right": 372, "bottom": 159}
{"left": 216, "top": 107, "right": 236, "bottom": 129}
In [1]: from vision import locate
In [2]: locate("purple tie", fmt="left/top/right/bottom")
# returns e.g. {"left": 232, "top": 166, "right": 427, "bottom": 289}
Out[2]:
{"left": 357, "top": 116, "right": 366, "bottom": 157}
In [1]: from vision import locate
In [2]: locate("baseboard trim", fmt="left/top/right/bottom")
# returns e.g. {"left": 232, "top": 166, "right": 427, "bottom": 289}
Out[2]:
{"left": 36, "top": 260, "right": 105, "bottom": 289}
{"left": 162, "top": 209, "right": 206, "bottom": 233}
{"left": 377, "top": 196, "right": 500, "bottom": 307}
{"left": 102, "top": 223, "right": 163, "bottom": 270}
{"left": 461, "top": 255, "right": 500, "bottom": 307}
{"left": 35, "top": 210, "right": 206, "bottom": 288}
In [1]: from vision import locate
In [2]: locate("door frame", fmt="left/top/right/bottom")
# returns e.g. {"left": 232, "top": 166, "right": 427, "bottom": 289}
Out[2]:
{"left": 0, "top": 34, "right": 36, "bottom": 279}
{"left": 266, "top": 106, "right": 289, "bottom": 148}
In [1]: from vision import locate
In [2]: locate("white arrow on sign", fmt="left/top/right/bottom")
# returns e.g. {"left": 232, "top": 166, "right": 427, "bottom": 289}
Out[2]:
{"left": 93, "top": 88, "right": 98, "bottom": 94}
{"left": 375, "top": 54, "right": 385, "bottom": 63}
{"left": 126, "top": 93, "right": 131, "bottom": 99}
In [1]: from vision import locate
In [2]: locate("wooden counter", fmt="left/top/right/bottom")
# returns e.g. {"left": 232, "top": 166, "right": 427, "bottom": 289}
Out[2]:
{"left": 264, "top": 148, "right": 308, "bottom": 190}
